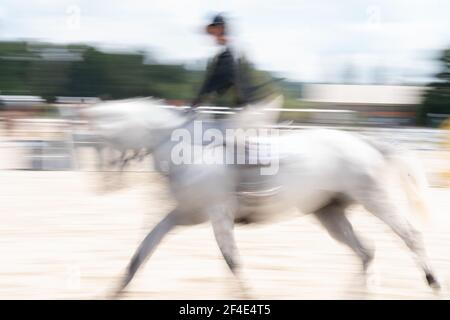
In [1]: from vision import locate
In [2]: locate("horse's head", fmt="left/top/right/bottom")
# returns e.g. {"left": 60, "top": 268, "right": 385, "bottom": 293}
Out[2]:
{"left": 82, "top": 97, "right": 187, "bottom": 151}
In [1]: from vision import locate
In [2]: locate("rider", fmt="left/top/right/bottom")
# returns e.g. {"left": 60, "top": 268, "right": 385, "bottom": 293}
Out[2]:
{"left": 190, "top": 14, "right": 283, "bottom": 193}
{"left": 191, "top": 13, "right": 281, "bottom": 118}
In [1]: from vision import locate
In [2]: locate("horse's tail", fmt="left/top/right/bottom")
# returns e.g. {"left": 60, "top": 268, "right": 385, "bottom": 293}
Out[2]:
{"left": 361, "top": 135, "right": 432, "bottom": 225}
{"left": 392, "top": 153, "right": 433, "bottom": 225}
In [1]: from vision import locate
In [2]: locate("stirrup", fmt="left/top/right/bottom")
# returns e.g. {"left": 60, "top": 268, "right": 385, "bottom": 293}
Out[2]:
{"left": 237, "top": 186, "right": 281, "bottom": 198}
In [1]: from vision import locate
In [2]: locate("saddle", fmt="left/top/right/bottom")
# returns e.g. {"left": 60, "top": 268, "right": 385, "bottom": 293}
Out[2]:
{"left": 242, "top": 140, "right": 278, "bottom": 166}
{"left": 230, "top": 139, "right": 282, "bottom": 199}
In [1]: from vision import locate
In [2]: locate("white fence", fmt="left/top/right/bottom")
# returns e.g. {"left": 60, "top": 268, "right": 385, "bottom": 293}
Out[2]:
{"left": 0, "top": 106, "right": 447, "bottom": 171}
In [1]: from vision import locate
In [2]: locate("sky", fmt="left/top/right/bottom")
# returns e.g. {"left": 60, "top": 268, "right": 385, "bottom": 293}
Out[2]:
{"left": 0, "top": 0, "right": 449, "bottom": 83}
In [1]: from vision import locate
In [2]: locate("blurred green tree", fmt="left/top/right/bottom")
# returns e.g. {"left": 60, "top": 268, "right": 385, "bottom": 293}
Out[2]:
{"left": 0, "top": 40, "right": 303, "bottom": 109}
{"left": 0, "top": 42, "right": 35, "bottom": 95}
{"left": 420, "top": 49, "right": 450, "bottom": 126}
{"left": 68, "top": 47, "right": 148, "bottom": 99}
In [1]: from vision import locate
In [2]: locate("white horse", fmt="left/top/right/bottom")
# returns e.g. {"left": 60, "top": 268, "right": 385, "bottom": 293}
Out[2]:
{"left": 87, "top": 98, "right": 441, "bottom": 296}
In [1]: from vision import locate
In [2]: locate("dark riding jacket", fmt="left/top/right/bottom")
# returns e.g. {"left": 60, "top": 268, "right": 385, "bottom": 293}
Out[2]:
{"left": 192, "top": 46, "right": 278, "bottom": 108}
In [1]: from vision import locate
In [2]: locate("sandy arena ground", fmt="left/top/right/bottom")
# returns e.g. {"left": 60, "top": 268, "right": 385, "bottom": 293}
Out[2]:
{"left": 0, "top": 149, "right": 449, "bottom": 300}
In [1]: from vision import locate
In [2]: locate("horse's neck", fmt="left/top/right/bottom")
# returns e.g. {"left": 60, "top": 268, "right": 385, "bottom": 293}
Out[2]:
{"left": 231, "top": 94, "right": 283, "bottom": 129}
{"left": 151, "top": 117, "right": 192, "bottom": 175}
{"left": 149, "top": 106, "right": 187, "bottom": 129}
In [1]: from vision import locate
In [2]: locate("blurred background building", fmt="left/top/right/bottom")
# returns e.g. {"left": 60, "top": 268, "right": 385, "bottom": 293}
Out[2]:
{"left": 301, "top": 84, "right": 424, "bottom": 126}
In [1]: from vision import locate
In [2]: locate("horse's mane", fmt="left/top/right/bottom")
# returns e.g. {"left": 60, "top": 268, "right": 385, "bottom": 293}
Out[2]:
{"left": 95, "top": 96, "right": 164, "bottom": 108}
{"left": 113, "top": 96, "right": 164, "bottom": 105}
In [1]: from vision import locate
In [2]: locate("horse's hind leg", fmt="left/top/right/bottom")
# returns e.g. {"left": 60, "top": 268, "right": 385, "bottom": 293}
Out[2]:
{"left": 354, "top": 183, "right": 440, "bottom": 290}
{"left": 113, "top": 209, "right": 178, "bottom": 297}
{"left": 314, "top": 199, "right": 374, "bottom": 273}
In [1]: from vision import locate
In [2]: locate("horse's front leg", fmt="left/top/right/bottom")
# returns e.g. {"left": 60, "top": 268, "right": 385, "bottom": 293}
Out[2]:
{"left": 209, "top": 204, "right": 250, "bottom": 298}
{"left": 112, "top": 209, "right": 179, "bottom": 298}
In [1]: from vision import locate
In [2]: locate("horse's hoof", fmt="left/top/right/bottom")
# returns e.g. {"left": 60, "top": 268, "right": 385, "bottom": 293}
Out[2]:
{"left": 107, "top": 289, "right": 125, "bottom": 300}
{"left": 232, "top": 286, "right": 253, "bottom": 300}
{"left": 361, "top": 248, "right": 375, "bottom": 275}
{"left": 426, "top": 273, "right": 441, "bottom": 291}
{"left": 364, "top": 262, "right": 381, "bottom": 291}
{"left": 362, "top": 257, "right": 373, "bottom": 274}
